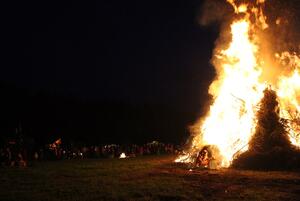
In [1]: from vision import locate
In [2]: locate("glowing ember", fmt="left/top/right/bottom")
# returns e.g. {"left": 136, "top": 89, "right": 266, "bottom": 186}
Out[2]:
{"left": 177, "top": 0, "right": 300, "bottom": 168}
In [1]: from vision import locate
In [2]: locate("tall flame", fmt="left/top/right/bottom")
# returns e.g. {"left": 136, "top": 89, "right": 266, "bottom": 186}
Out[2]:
{"left": 277, "top": 54, "right": 300, "bottom": 146}
{"left": 177, "top": 0, "right": 300, "bottom": 167}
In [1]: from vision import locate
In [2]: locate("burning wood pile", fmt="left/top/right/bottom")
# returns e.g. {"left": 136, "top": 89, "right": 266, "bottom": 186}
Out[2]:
{"left": 176, "top": 0, "right": 300, "bottom": 170}
{"left": 232, "top": 88, "right": 300, "bottom": 169}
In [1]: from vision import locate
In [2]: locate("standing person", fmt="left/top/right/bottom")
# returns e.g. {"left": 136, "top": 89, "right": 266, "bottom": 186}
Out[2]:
{"left": 0, "top": 148, "right": 6, "bottom": 166}
{"left": 18, "top": 151, "right": 27, "bottom": 167}
{"left": 5, "top": 147, "right": 12, "bottom": 166}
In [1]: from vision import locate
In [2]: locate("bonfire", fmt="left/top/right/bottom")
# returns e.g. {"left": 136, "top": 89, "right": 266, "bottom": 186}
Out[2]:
{"left": 176, "top": 0, "right": 300, "bottom": 169}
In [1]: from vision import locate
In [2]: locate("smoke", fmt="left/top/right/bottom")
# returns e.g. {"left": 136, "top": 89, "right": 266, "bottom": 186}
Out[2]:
{"left": 255, "top": 0, "right": 300, "bottom": 84}
{"left": 198, "top": 0, "right": 232, "bottom": 26}
{"left": 198, "top": 0, "right": 300, "bottom": 47}
{"left": 264, "top": 0, "right": 300, "bottom": 52}
{"left": 198, "top": 0, "right": 300, "bottom": 84}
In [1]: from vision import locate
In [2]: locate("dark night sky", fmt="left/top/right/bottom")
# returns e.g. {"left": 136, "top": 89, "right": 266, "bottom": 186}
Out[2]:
{"left": 2, "top": 0, "right": 217, "bottom": 144}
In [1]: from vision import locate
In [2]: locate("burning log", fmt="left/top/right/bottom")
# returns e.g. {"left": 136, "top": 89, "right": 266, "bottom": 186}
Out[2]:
{"left": 195, "top": 147, "right": 210, "bottom": 168}
{"left": 232, "top": 88, "right": 300, "bottom": 170}
{"left": 194, "top": 145, "right": 222, "bottom": 169}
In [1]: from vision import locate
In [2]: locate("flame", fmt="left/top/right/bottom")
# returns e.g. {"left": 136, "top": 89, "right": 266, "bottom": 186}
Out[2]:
{"left": 274, "top": 52, "right": 300, "bottom": 146}
{"left": 237, "top": 4, "right": 248, "bottom": 13}
{"left": 177, "top": 0, "right": 300, "bottom": 167}
{"left": 196, "top": 19, "right": 265, "bottom": 167}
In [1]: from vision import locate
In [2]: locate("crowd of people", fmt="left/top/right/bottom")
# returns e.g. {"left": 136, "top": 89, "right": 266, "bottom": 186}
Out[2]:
{"left": 0, "top": 139, "right": 179, "bottom": 167}
{"left": 46, "top": 140, "right": 178, "bottom": 160}
{"left": 0, "top": 146, "right": 28, "bottom": 167}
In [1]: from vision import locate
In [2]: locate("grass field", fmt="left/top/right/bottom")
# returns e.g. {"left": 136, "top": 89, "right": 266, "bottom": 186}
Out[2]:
{"left": 0, "top": 155, "right": 300, "bottom": 201}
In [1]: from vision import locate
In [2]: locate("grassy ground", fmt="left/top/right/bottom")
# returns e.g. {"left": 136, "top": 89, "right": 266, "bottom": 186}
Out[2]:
{"left": 0, "top": 155, "right": 300, "bottom": 201}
